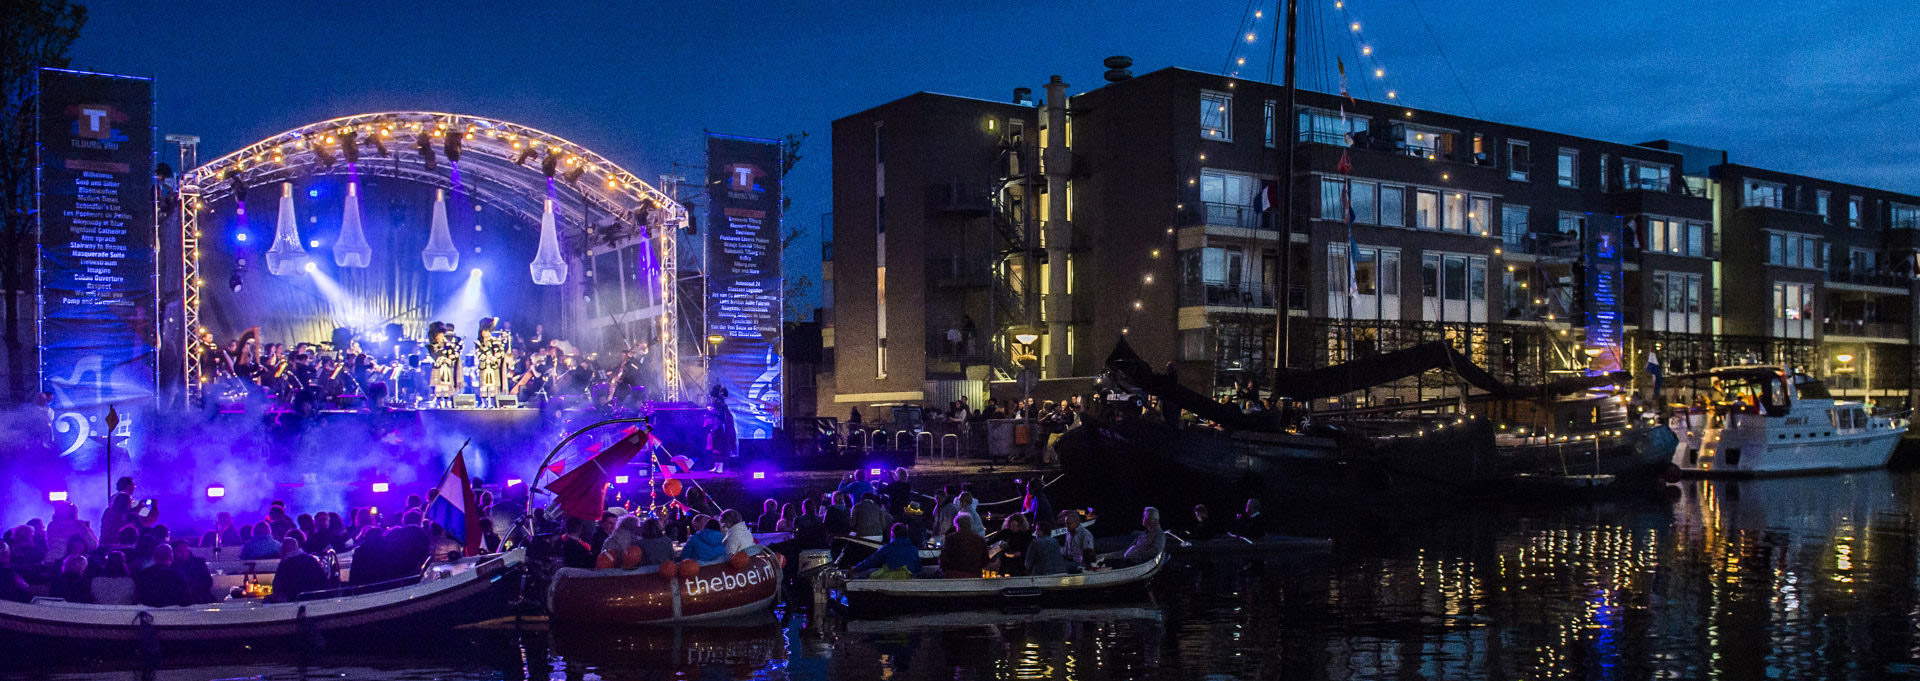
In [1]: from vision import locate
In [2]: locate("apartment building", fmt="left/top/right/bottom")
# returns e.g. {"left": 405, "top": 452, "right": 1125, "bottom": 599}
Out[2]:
{"left": 823, "top": 64, "right": 1920, "bottom": 415}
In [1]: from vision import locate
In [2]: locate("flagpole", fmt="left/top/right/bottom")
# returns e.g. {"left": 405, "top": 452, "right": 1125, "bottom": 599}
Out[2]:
{"left": 1273, "top": 0, "right": 1298, "bottom": 386}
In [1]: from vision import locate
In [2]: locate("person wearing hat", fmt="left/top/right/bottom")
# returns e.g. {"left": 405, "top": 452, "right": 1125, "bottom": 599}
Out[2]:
{"left": 895, "top": 501, "right": 931, "bottom": 546}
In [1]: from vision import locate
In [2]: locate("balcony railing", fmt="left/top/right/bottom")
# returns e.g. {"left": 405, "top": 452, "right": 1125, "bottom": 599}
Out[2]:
{"left": 1829, "top": 268, "right": 1914, "bottom": 289}
{"left": 1512, "top": 232, "right": 1582, "bottom": 260}
{"left": 1181, "top": 283, "right": 1277, "bottom": 308}
{"left": 1183, "top": 201, "right": 1269, "bottom": 231}
{"left": 1823, "top": 320, "right": 1908, "bottom": 339}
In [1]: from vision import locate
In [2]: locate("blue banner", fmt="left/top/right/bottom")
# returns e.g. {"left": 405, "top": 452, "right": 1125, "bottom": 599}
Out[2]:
{"left": 705, "top": 135, "right": 783, "bottom": 439}
{"left": 36, "top": 69, "right": 158, "bottom": 409}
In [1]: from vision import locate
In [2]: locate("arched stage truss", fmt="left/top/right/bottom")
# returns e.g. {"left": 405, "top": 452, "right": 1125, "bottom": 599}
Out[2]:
{"left": 177, "top": 112, "right": 686, "bottom": 404}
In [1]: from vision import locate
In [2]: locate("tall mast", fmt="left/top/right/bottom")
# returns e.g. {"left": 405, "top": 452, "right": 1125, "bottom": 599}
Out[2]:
{"left": 1274, "top": 0, "right": 1299, "bottom": 382}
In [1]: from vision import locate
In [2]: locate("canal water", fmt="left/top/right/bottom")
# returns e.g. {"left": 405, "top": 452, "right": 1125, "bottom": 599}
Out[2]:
{"left": 13, "top": 471, "right": 1920, "bottom": 680}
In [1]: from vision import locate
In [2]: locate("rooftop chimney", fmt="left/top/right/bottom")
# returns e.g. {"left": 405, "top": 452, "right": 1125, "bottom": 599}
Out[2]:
{"left": 1013, "top": 87, "right": 1033, "bottom": 106}
{"left": 1103, "top": 55, "right": 1134, "bottom": 82}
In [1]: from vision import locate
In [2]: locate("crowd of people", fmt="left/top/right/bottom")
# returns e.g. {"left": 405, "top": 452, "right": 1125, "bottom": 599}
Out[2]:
{"left": 1, "top": 475, "right": 507, "bottom": 607}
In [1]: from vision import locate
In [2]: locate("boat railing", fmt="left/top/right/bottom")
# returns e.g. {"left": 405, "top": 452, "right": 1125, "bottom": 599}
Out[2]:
{"left": 287, "top": 573, "right": 424, "bottom": 602}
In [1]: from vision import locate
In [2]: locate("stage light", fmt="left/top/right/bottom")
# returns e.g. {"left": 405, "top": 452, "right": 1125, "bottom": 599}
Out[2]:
{"left": 564, "top": 164, "right": 586, "bottom": 184}
{"left": 205, "top": 485, "right": 226, "bottom": 499}
{"left": 506, "top": 478, "right": 522, "bottom": 487}
{"left": 308, "top": 189, "right": 320, "bottom": 198}
{"left": 371, "top": 482, "right": 390, "bottom": 493}
{"left": 752, "top": 472, "right": 766, "bottom": 480}
{"left": 308, "top": 239, "right": 320, "bottom": 248}
{"left": 224, "top": 169, "right": 249, "bottom": 204}
{"left": 415, "top": 133, "right": 437, "bottom": 171}
{"left": 615, "top": 475, "right": 630, "bottom": 484}
{"left": 443, "top": 128, "right": 463, "bottom": 163}
{"left": 341, "top": 130, "right": 360, "bottom": 165}
{"left": 303, "top": 262, "right": 317, "bottom": 273}
{"left": 513, "top": 144, "right": 535, "bottom": 165}
{"left": 471, "top": 268, "right": 483, "bottom": 277}
{"left": 870, "top": 468, "right": 882, "bottom": 476}
{"left": 541, "top": 151, "right": 559, "bottom": 178}
{"left": 236, "top": 232, "right": 248, "bottom": 242}
{"left": 47, "top": 491, "right": 67, "bottom": 502}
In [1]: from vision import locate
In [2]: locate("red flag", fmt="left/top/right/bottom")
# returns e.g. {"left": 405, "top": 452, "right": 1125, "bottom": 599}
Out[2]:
{"left": 544, "top": 427, "right": 650, "bottom": 521}
{"left": 1336, "top": 149, "right": 1353, "bottom": 175}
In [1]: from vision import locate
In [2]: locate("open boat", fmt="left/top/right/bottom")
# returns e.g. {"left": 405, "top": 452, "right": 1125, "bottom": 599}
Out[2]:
{"left": 547, "top": 545, "right": 781, "bottom": 624}
{"left": 817, "top": 552, "right": 1166, "bottom": 615}
{"left": 0, "top": 549, "right": 521, "bottom": 649}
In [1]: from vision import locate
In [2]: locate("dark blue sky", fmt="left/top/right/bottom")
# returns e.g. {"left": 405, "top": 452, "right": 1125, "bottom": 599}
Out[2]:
{"left": 72, "top": 1, "right": 1920, "bottom": 316}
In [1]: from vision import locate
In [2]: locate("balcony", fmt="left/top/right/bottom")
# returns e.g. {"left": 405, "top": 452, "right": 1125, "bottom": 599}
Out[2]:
{"left": 1180, "top": 201, "right": 1270, "bottom": 231}
{"left": 929, "top": 255, "right": 991, "bottom": 288}
{"left": 1508, "top": 232, "right": 1582, "bottom": 261}
{"left": 927, "top": 181, "right": 994, "bottom": 215}
{"left": 1604, "top": 180, "right": 1711, "bottom": 217}
{"left": 1181, "top": 283, "right": 1277, "bottom": 309}
{"left": 1823, "top": 319, "right": 1909, "bottom": 340}
{"left": 1828, "top": 268, "right": 1914, "bottom": 292}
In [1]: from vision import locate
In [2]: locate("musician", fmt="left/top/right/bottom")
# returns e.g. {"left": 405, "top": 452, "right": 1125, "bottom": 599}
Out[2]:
{"left": 514, "top": 347, "right": 556, "bottom": 405}
{"left": 475, "top": 317, "right": 509, "bottom": 408}
{"left": 428, "top": 322, "right": 460, "bottom": 408}
{"left": 705, "top": 385, "right": 738, "bottom": 473}
{"left": 610, "top": 349, "right": 645, "bottom": 409}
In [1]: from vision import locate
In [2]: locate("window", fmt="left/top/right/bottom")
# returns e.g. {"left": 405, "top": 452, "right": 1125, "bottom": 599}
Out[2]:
{"left": 1401, "top": 126, "right": 1449, "bottom": 159}
{"left": 1201, "top": 90, "right": 1232, "bottom": 141}
{"left": 1649, "top": 271, "right": 1704, "bottom": 333}
{"left": 1470, "top": 197, "right": 1492, "bottom": 236}
{"left": 1264, "top": 100, "right": 1276, "bottom": 148}
{"left": 1327, "top": 244, "right": 1401, "bottom": 321}
{"left": 1768, "top": 233, "right": 1784, "bottom": 265}
{"left": 1687, "top": 222, "right": 1706, "bottom": 257}
{"left": 1558, "top": 212, "right": 1587, "bottom": 236}
{"left": 1416, "top": 190, "right": 1440, "bottom": 230}
{"left": 1744, "top": 180, "right": 1784, "bottom": 208}
{"left": 1767, "top": 232, "right": 1822, "bottom": 268}
{"left": 1508, "top": 140, "right": 1531, "bottom": 181}
{"left": 1557, "top": 148, "right": 1579, "bottom": 188}
{"left": 1296, "top": 108, "right": 1367, "bottom": 146}
{"left": 1892, "top": 202, "right": 1920, "bottom": 230}
{"left": 1443, "top": 192, "right": 1466, "bottom": 233}
{"left": 1644, "top": 218, "right": 1694, "bottom": 256}
{"left": 1320, "top": 177, "right": 1345, "bottom": 221}
{"left": 1351, "top": 181, "right": 1378, "bottom": 224}
{"left": 1472, "top": 133, "right": 1486, "bottom": 163}
{"left": 1420, "top": 251, "right": 1488, "bottom": 322}
{"left": 1443, "top": 256, "right": 1467, "bottom": 301}
{"left": 1849, "top": 196, "right": 1863, "bottom": 228}
{"left": 1180, "top": 329, "right": 1211, "bottom": 361}
{"left": 1202, "top": 247, "right": 1229, "bottom": 283}
{"left": 1773, "top": 282, "right": 1814, "bottom": 339}
{"left": 1203, "top": 170, "right": 1256, "bottom": 226}
{"left": 1647, "top": 218, "right": 1667, "bottom": 253}
{"left": 1850, "top": 248, "right": 1876, "bottom": 273}
{"left": 874, "top": 121, "right": 887, "bottom": 379}
{"left": 1379, "top": 185, "right": 1405, "bottom": 227}
{"left": 1502, "top": 205, "right": 1530, "bottom": 247}
{"left": 1623, "top": 159, "right": 1672, "bottom": 192}
{"left": 1817, "top": 190, "right": 1831, "bottom": 222}
{"left": 1422, "top": 254, "right": 1440, "bottom": 298}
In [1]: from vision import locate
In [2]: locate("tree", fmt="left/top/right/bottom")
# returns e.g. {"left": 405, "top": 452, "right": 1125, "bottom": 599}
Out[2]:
{"left": 779, "top": 131, "right": 814, "bottom": 321}
{"left": 1, "top": 0, "right": 87, "bottom": 403}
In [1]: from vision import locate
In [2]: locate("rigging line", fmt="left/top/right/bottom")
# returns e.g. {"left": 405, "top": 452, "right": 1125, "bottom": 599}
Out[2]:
{"left": 1339, "top": 11, "right": 1379, "bottom": 101}
{"left": 1222, "top": 0, "right": 1262, "bottom": 77}
{"left": 1264, "top": 0, "right": 1279, "bottom": 85}
{"left": 1405, "top": 0, "right": 1482, "bottom": 118}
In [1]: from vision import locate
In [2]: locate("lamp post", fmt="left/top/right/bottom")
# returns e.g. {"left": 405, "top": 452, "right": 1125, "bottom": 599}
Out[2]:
{"left": 1835, "top": 352, "right": 1857, "bottom": 398}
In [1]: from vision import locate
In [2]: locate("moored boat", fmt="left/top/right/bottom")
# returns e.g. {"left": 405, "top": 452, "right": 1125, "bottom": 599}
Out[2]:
{"left": 0, "top": 549, "right": 521, "bottom": 649}
{"left": 547, "top": 546, "right": 781, "bottom": 624}
{"left": 817, "top": 552, "right": 1167, "bottom": 615}
{"left": 1670, "top": 366, "right": 1909, "bottom": 476}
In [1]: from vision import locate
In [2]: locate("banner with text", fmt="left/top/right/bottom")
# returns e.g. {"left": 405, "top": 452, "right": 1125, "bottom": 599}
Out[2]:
{"left": 36, "top": 69, "right": 158, "bottom": 409}
{"left": 705, "top": 135, "right": 783, "bottom": 439}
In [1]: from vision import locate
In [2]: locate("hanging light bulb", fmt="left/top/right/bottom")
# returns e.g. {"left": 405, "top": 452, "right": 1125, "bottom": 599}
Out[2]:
{"left": 530, "top": 198, "right": 569, "bottom": 285}
{"left": 422, "top": 188, "right": 459, "bottom": 272}
{"left": 264, "top": 182, "right": 311, "bottom": 276}
{"left": 334, "top": 182, "right": 372, "bottom": 268}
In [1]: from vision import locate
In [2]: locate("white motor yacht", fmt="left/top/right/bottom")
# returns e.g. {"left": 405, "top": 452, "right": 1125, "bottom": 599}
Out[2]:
{"left": 1670, "top": 366, "right": 1907, "bottom": 476}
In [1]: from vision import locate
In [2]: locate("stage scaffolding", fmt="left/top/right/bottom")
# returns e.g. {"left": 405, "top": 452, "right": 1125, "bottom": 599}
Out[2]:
{"left": 176, "top": 113, "right": 689, "bottom": 405}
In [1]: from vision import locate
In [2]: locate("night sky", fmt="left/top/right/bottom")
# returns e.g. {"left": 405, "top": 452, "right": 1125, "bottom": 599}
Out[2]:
{"left": 69, "top": 1, "right": 1920, "bottom": 318}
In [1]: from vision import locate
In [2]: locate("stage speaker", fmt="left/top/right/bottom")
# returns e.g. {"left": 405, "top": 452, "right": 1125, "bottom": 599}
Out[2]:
{"left": 453, "top": 394, "right": 477, "bottom": 409}
{"left": 497, "top": 395, "right": 518, "bottom": 408}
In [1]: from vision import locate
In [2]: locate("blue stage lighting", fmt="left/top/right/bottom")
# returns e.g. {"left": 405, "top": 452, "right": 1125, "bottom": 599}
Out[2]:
{"left": 236, "top": 232, "right": 249, "bottom": 243}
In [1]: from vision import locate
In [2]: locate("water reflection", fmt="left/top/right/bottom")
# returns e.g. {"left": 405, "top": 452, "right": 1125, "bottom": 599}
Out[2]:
{"left": 12, "top": 472, "right": 1920, "bottom": 680}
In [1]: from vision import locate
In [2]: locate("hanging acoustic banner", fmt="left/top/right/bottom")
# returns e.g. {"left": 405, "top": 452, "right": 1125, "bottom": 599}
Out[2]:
{"left": 334, "top": 181, "right": 372, "bottom": 268}
{"left": 264, "top": 182, "right": 311, "bottom": 276}
{"left": 529, "top": 198, "right": 568, "bottom": 285}
{"left": 422, "top": 188, "right": 459, "bottom": 272}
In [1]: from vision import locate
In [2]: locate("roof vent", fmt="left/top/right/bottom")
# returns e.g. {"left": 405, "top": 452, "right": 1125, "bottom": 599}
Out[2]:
{"left": 1103, "top": 55, "right": 1134, "bottom": 82}
{"left": 1013, "top": 87, "right": 1034, "bottom": 106}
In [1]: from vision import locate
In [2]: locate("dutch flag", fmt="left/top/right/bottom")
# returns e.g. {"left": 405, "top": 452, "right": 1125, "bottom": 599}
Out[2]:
{"left": 426, "top": 446, "right": 483, "bottom": 557}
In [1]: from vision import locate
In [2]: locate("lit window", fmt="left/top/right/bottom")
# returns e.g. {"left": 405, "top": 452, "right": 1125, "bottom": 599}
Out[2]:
{"left": 1557, "top": 148, "right": 1578, "bottom": 188}
{"left": 1200, "top": 90, "right": 1232, "bottom": 141}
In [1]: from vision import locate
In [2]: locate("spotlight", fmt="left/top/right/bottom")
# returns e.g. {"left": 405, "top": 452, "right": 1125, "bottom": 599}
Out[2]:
{"left": 541, "top": 151, "right": 559, "bottom": 178}
{"left": 308, "top": 239, "right": 320, "bottom": 248}
{"left": 223, "top": 168, "right": 249, "bottom": 204}
{"left": 870, "top": 468, "right": 882, "bottom": 476}
{"left": 752, "top": 472, "right": 766, "bottom": 480}
{"left": 443, "top": 128, "right": 463, "bottom": 163}
{"left": 303, "top": 262, "right": 317, "bottom": 273}
{"left": 312, "top": 136, "right": 337, "bottom": 169}
{"left": 236, "top": 232, "right": 248, "bottom": 243}
{"left": 228, "top": 272, "right": 244, "bottom": 292}
{"left": 615, "top": 475, "right": 630, "bottom": 484}
{"left": 506, "top": 478, "right": 522, "bottom": 487}
{"left": 415, "top": 133, "right": 437, "bottom": 171}
{"left": 47, "top": 491, "right": 67, "bottom": 502}
{"left": 471, "top": 267, "right": 483, "bottom": 277}
{"left": 372, "top": 132, "right": 389, "bottom": 157}
{"left": 154, "top": 162, "right": 174, "bottom": 180}
{"left": 564, "top": 164, "right": 586, "bottom": 184}
{"left": 340, "top": 130, "right": 360, "bottom": 165}
{"left": 371, "top": 482, "right": 390, "bottom": 493}
{"left": 205, "top": 485, "right": 226, "bottom": 499}
{"left": 513, "top": 144, "right": 535, "bottom": 165}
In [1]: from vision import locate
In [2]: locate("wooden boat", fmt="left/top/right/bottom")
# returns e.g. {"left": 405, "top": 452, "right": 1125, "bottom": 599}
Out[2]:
{"left": 547, "top": 546, "right": 781, "bottom": 624}
{"left": 0, "top": 549, "right": 521, "bottom": 648}
{"left": 817, "top": 552, "right": 1167, "bottom": 615}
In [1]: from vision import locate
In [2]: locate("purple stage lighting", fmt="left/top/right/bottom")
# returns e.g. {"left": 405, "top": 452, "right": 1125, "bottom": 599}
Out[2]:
{"left": 205, "top": 485, "right": 226, "bottom": 499}
{"left": 752, "top": 472, "right": 766, "bottom": 480}
{"left": 870, "top": 468, "right": 882, "bottom": 476}
{"left": 614, "top": 475, "right": 630, "bottom": 484}
{"left": 507, "top": 478, "right": 522, "bottom": 487}
{"left": 371, "top": 482, "right": 390, "bottom": 493}
{"left": 47, "top": 491, "right": 67, "bottom": 502}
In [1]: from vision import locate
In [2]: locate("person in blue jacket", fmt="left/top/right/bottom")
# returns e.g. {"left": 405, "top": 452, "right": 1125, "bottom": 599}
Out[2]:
{"left": 850, "top": 523, "right": 919, "bottom": 579}
{"left": 681, "top": 518, "right": 729, "bottom": 562}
